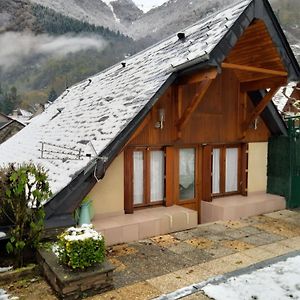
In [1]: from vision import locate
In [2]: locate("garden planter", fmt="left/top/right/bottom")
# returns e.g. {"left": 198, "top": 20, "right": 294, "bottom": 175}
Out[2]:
{"left": 37, "top": 248, "right": 115, "bottom": 299}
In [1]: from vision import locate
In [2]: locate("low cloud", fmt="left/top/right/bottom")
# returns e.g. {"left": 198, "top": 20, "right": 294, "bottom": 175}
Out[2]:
{"left": 0, "top": 32, "right": 107, "bottom": 70}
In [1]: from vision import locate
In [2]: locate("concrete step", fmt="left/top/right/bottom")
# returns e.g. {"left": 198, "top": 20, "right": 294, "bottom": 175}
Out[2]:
{"left": 201, "top": 192, "right": 286, "bottom": 224}
{"left": 93, "top": 206, "right": 198, "bottom": 246}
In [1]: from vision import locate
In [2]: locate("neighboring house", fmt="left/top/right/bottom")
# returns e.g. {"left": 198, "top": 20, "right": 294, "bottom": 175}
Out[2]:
{"left": 9, "top": 109, "right": 33, "bottom": 125}
{"left": 0, "top": 113, "right": 25, "bottom": 144}
{"left": 0, "top": 0, "right": 299, "bottom": 245}
{"left": 273, "top": 82, "right": 300, "bottom": 116}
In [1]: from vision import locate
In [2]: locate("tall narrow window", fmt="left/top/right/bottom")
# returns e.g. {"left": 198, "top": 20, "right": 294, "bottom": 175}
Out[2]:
{"left": 133, "top": 151, "right": 144, "bottom": 205}
{"left": 212, "top": 148, "right": 220, "bottom": 194}
{"left": 211, "top": 145, "right": 240, "bottom": 196}
{"left": 179, "top": 148, "right": 195, "bottom": 200}
{"left": 225, "top": 148, "right": 238, "bottom": 193}
{"left": 150, "top": 150, "right": 165, "bottom": 202}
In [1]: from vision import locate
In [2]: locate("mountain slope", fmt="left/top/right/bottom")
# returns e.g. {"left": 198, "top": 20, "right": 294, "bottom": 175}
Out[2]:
{"left": 0, "top": 0, "right": 36, "bottom": 32}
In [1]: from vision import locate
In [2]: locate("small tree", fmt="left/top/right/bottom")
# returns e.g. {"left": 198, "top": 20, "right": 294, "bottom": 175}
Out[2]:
{"left": 0, "top": 163, "right": 52, "bottom": 267}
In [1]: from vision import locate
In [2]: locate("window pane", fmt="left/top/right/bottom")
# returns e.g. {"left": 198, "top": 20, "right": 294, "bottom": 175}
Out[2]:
{"left": 226, "top": 148, "right": 238, "bottom": 192}
{"left": 150, "top": 151, "right": 165, "bottom": 202}
{"left": 179, "top": 148, "right": 195, "bottom": 200}
{"left": 133, "top": 151, "right": 144, "bottom": 205}
{"left": 212, "top": 148, "right": 220, "bottom": 194}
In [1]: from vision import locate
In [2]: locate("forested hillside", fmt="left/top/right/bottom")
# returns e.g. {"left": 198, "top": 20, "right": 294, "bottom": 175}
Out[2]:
{"left": 0, "top": 4, "right": 142, "bottom": 114}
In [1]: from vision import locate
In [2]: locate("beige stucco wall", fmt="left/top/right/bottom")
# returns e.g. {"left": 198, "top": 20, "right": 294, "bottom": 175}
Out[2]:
{"left": 88, "top": 152, "right": 124, "bottom": 217}
{"left": 247, "top": 142, "right": 268, "bottom": 193}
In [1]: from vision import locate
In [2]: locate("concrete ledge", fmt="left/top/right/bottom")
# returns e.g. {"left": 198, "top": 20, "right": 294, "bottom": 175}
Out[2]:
{"left": 201, "top": 192, "right": 286, "bottom": 223}
{"left": 93, "top": 206, "right": 198, "bottom": 246}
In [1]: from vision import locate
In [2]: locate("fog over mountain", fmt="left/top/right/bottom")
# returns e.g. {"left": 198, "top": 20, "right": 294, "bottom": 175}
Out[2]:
{"left": 0, "top": 0, "right": 299, "bottom": 113}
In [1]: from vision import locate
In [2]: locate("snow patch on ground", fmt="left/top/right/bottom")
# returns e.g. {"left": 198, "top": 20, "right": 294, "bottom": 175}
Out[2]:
{"left": 0, "top": 288, "right": 18, "bottom": 300}
{"left": 0, "top": 266, "right": 13, "bottom": 273}
{"left": 202, "top": 255, "right": 300, "bottom": 300}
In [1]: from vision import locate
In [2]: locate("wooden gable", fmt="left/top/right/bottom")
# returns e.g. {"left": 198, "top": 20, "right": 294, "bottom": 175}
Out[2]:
{"left": 128, "top": 19, "right": 288, "bottom": 147}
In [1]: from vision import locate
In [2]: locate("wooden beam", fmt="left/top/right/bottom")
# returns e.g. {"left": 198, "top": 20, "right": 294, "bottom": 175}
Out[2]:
{"left": 177, "top": 68, "right": 218, "bottom": 86}
{"left": 240, "top": 76, "right": 287, "bottom": 92}
{"left": 122, "top": 113, "right": 151, "bottom": 150}
{"left": 222, "top": 62, "right": 288, "bottom": 77}
{"left": 176, "top": 79, "right": 213, "bottom": 131}
{"left": 177, "top": 85, "right": 183, "bottom": 139}
{"left": 243, "top": 86, "right": 280, "bottom": 132}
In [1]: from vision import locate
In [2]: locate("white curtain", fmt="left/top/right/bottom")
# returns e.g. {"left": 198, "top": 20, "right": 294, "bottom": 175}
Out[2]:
{"left": 150, "top": 151, "right": 165, "bottom": 202}
{"left": 179, "top": 148, "right": 195, "bottom": 200}
{"left": 225, "top": 148, "right": 238, "bottom": 192}
{"left": 212, "top": 148, "right": 220, "bottom": 194}
{"left": 133, "top": 151, "right": 144, "bottom": 205}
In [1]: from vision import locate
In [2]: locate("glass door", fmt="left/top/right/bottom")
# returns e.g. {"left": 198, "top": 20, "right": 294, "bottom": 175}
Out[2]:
{"left": 179, "top": 148, "right": 196, "bottom": 201}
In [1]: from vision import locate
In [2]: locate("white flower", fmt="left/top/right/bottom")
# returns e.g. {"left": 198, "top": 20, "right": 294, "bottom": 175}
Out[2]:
{"left": 63, "top": 225, "right": 103, "bottom": 242}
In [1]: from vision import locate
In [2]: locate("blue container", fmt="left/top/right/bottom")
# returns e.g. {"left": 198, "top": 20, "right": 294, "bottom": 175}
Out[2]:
{"left": 79, "top": 201, "right": 91, "bottom": 225}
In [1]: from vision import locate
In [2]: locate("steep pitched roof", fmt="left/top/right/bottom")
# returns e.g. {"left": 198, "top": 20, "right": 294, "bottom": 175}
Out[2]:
{"left": 0, "top": 0, "right": 299, "bottom": 225}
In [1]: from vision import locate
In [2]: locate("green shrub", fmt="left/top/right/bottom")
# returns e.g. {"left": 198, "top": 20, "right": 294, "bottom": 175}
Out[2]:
{"left": 0, "top": 163, "right": 51, "bottom": 267}
{"left": 57, "top": 224, "right": 105, "bottom": 270}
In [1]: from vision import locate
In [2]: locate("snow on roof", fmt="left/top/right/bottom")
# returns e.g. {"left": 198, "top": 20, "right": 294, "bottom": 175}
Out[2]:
{"left": 0, "top": 0, "right": 252, "bottom": 196}
{"left": 273, "top": 82, "right": 298, "bottom": 113}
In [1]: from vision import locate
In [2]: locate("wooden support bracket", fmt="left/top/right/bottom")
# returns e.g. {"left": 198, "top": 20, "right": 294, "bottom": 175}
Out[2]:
{"left": 222, "top": 62, "right": 288, "bottom": 77}
{"left": 243, "top": 86, "right": 280, "bottom": 133}
{"left": 176, "top": 79, "right": 213, "bottom": 135}
{"left": 177, "top": 68, "right": 218, "bottom": 86}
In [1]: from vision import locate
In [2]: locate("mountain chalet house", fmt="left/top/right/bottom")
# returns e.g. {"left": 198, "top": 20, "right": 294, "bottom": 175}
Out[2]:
{"left": 0, "top": 0, "right": 299, "bottom": 245}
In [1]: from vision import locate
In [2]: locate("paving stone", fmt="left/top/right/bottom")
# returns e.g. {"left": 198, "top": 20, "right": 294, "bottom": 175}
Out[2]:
{"left": 181, "top": 248, "right": 215, "bottom": 265}
{"left": 174, "top": 265, "right": 214, "bottom": 286}
{"left": 221, "top": 240, "right": 254, "bottom": 251}
{"left": 259, "top": 242, "right": 293, "bottom": 256}
{"left": 89, "top": 290, "right": 123, "bottom": 300}
{"left": 282, "top": 217, "right": 300, "bottom": 225}
{"left": 130, "top": 241, "right": 166, "bottom": 257}
{"left": 119, "top": 249, "right": 194, "bottom": 280}
{"left": 107, "top": 244, "right": 138, "bottom": 257}
{"left": 108, "top": 258, "right": 126, "bottom": 272}
{"left": 239, "top": 234, "right": 269, "bottom": 246}
{"left": 200, "top": 258, "right": 239, "bottom": 276}
{"left": 219, "top": 252, "right": 254, "bottom": 269}
{"left": 242, "top": 215, "right": 272, "bottom": 225}
{"left": 276, "top": 239, "right": 300, "bottom": 251}
{"left": 117, "top": 282, "right": 161, "bottom": 300}
{"left": 223, "top": 220, "right": 248, "bottom": 229}
{"left": 151, "top": 235, "right": 180, "bottom": 248}
{"left": 239, "top": 231, "right": 286, "bottom": 246}
{"left": 242, "top": 247, "right": 275, "bottom": 262}
{"left": 112, "top": 268, "right": 141, "bottom": 289}
{"left": 146, "top": 272, "right": 190, "bottom": 294}
{"left": 254, "top": 219, "right": 300, "bottom": 238}
{"left": 168, "top": 242, "right": 197, "bottom": 255}
{"left": 198, "top": 223, "right": 228, "bottom": 234}
{"left": 202, "top": 234, "right": 234, "bottom": 242}
{"left": 264, "top": 210, "right": 299, "bottom": 219}
{"left": 240, "top": 226, "right": 263, "bottom": 235}
{"left": 185, "top": 237, "right": 214, "bottom": 250}
{"left": 171, "top": 230, "right": 196, "bottom": 241}
{"left": 223, "top": 229, "right": 250, "bottom": 239}
{"left": 204, "top": 245, "right": 237, "bottom": 259}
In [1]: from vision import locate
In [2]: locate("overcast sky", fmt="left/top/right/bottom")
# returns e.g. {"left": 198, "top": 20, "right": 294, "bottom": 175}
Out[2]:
{"left": 133, "top": 0, "right": 168, "bottom": 12}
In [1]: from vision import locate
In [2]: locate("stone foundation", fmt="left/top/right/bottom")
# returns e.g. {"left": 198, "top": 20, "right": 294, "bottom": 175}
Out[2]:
{"left": 37, "top": 249, "right": 115, "bottom": 299}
